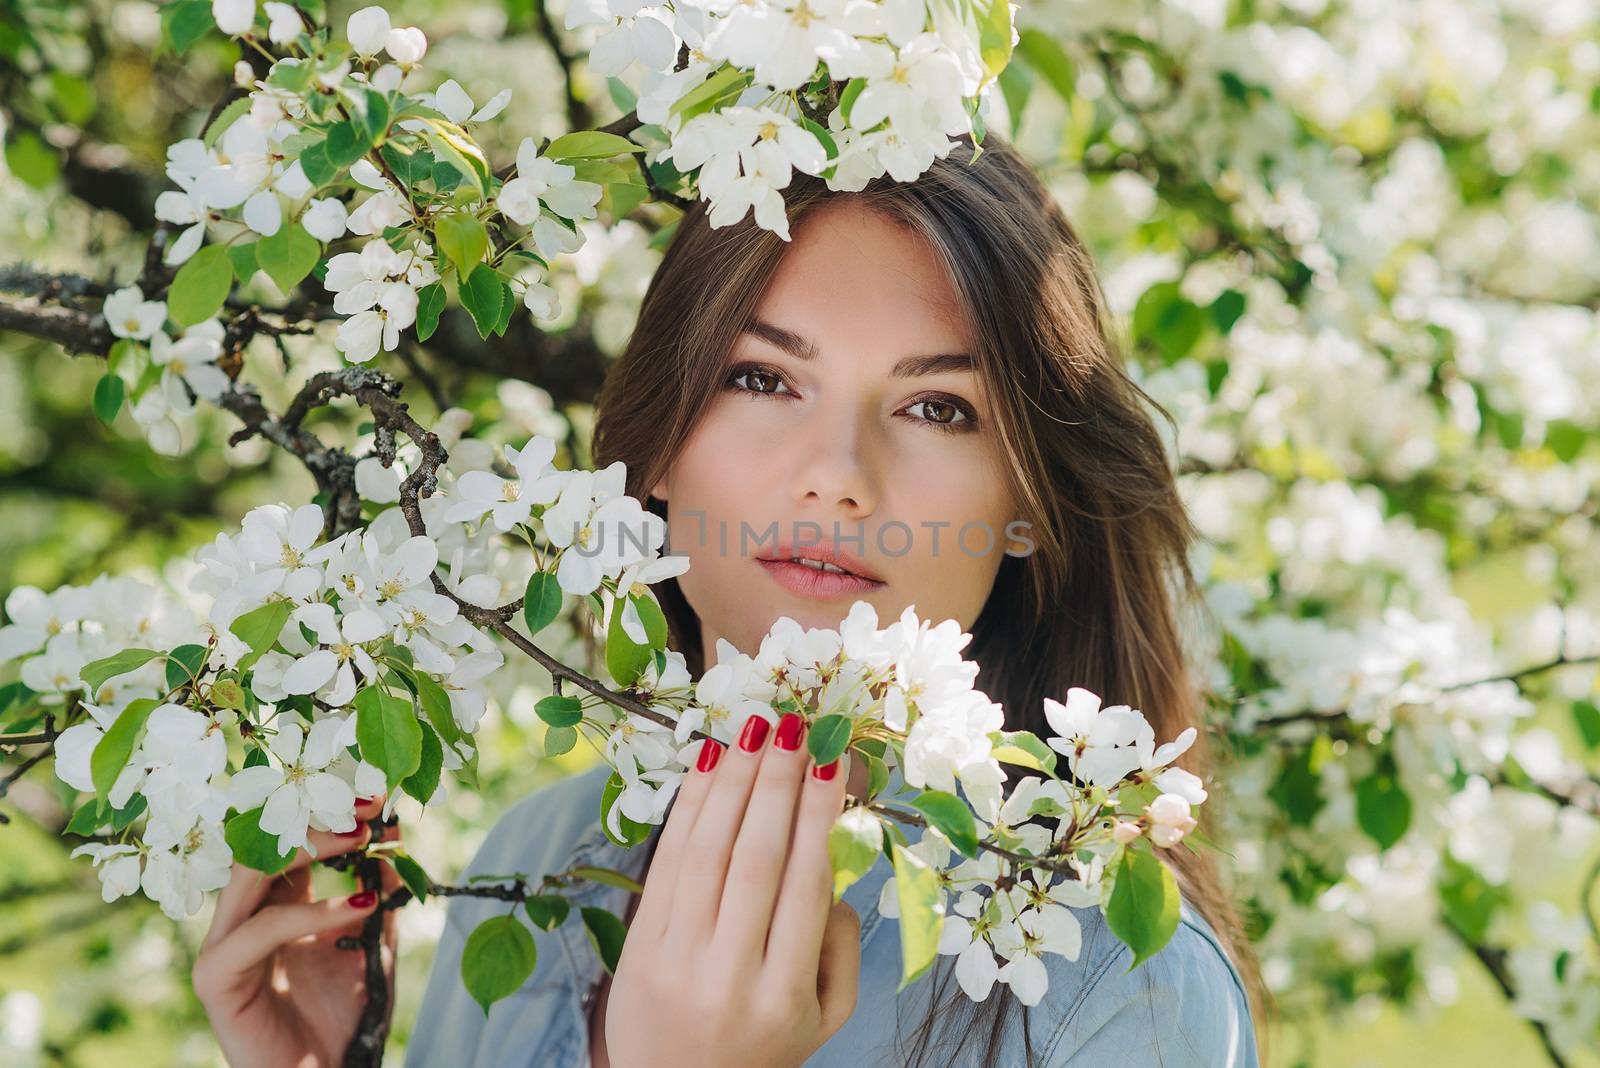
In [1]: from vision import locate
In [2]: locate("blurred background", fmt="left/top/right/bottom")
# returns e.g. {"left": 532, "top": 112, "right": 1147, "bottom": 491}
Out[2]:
{"left": 2, "top": 0, "right": 1599, "bottom": 1065}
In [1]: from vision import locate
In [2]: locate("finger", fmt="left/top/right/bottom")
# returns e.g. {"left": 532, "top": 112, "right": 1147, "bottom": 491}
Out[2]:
{"left": 814, "top": 899, "right": 862, "bottom": 1037}
{"left": 763, "top": 750, "right": 850, "bottom": 994}
{"left": 203, "top": 795, "right": 384, "bottom": 949}
{"left": 664, "top": 712, "right": 777, "bottom": 948}
{"left": 197, "top": 891, "right": 382, "bottom": 992}
{"left": 628, "top": 732, "right": 722, "bottom": 939}
{"left": 712, "top": 712, "right": 810, "bottom": 963}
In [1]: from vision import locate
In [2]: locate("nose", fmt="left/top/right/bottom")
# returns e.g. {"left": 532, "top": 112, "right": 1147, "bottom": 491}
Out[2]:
{"left": 787, "top": 408, "right": 877, "bottom": 517}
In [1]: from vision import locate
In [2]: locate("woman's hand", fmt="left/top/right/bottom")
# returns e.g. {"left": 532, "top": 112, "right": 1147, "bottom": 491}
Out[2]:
{"left": 193, "top": 794, "right": 401, "bottom": 1068}
{"left": 605, "top": 712, "right": 861, "bottom": 1068}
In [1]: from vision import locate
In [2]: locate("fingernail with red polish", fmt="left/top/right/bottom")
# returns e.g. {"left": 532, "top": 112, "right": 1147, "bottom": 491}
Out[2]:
{"left": 811, "top": 759, "right": 838, "bottom": 781}
{"left": 738, "top": 715, "right": 770, "bottom": 752}
{"left": 696, "top": 737, "right": 724, "bottom": 773}
{"left": 347, "top": 890, "right": 377, "bottom": 908}
{"left": 775, "top": 712, "right": 805, "bottom": 751}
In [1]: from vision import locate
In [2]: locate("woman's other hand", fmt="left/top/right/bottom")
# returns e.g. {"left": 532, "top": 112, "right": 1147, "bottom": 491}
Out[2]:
{"left": 605, "top": 712, "right": 861, "bottom": 1068}
{"left": 193, "top": 794, "right": 401, "bottom": 1067}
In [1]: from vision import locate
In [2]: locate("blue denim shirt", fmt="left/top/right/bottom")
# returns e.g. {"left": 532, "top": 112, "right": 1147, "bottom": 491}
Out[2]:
{"left": 406, "top": 758, "right": 1259, "bottom": 1068}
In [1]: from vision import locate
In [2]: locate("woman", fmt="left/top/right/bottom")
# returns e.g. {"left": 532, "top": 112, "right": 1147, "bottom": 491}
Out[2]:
{"left": 193, "top": 132, "right": 1266, "bottom": 1067}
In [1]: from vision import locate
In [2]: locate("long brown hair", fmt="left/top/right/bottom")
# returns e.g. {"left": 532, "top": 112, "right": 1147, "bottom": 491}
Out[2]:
{"left": 592, "top": 131, "right": 1272, "bottom": 1065}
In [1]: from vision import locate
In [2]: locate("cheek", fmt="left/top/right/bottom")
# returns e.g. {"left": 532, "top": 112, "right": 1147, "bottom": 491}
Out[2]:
{"left": 884, "top": 457, "right": 1013, "bottom": 620}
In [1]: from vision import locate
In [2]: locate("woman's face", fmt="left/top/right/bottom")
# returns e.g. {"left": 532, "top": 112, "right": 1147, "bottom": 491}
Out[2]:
{"left": 650, "top": 198, "right": 1022, "bottom": 659}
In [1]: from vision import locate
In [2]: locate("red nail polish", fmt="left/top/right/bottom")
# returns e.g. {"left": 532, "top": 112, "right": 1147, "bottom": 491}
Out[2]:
{"left": 811, "top": 759, "right": 838, "bottom": 781}
{"left": 347, "top": 890, "right": 377, "bottom": 908}
{"left": 696, "top": 737, "right": 724, "bottom": 773}
{"left": 774, "top": 712, "right": 805, "bottom": 751}
{"left": 738, "top": 715, "right": 771, "bottom": 752}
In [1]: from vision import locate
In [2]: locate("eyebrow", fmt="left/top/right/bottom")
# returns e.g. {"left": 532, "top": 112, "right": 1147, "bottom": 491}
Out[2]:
{"left": 742, "top": 318, "right": 975, "bottom": 378}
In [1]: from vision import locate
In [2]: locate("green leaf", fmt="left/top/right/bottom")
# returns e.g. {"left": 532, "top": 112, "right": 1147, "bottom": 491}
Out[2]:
{"left": 402, "top": 721, "right": 444, "bottom": 805}
{"left": 1018, "top": 28, "right": 1075, "bottom": 102}
{"left": 92, "top": 373, "right": 124, "bottom": 425}
{"left": 423, "top": 126, "right": 489, "bottom": 197}
{"left": 890, "top": 840, "right": 943, "bottom": 992}
{"left": 1355, "top": 766, "right": 1411, "bottom": 850}
{"left": 522, "top": 571, "right": 564, "bottom": 636}
{"left": 256, "top": 222, "right": 322, "bottom": 293}
{"left": 669, "top": 64, "right": 751, "bottom": 123}
{"left": 168, "top": 244, "right": 233, "bottom": 327}
{"left": 65, "top": 797, "right": 109, "bottom": 835}
{"left": 436, "top": 214, "right": 488, "bottom": 278}
{"left": 225, "top": 805, "right": 298, "bottom": 873}
{"left": 393, "top": 853, "right": 431, "bottom": 903}
{"left": 227, "top": 241, "right": 259, "bottom": 282}
{"left": 415, "top": 673, "right": 463, "bottom": 749}
{"left": 524, "top": 894, "right": 571, "bottom": 930}
{"left": 460, "top": 914, "right": 537, "bottom": 1014}
{"left": 492, "top": 278, "right": 516, "bottom": 336}
{"left": 229, "top": 600, "right": 291, "bottom": 671}
{"left": 580, "top": 906, "right": 628, "bottom": 974}
{"left": 543, "top": 724, "right": 577, "bottom": 756}
{"left": 160, "top": 0, "right": 213, "bottom": 56}
{"left": 323, "top": 120, "right": 369, "bottom": 168}
{"left": 828, "top": 806, "right": 883, "bottom": 902}
{"left": 1438, "top": 852, "right": 1507, "bottom": 943}
{"left": 1547, "top": 419, "right": 1587, "bottom": 463}
{"left": 806, "top": 714, "right": 852, "bottom": 766}
{"left": 353, "top": 87, "right": 391, "bottom": 145}
{"left": 839, "top": 78, "right": 867, "bottom": 126}
{"left": 108, "top": 792, "right": 148, "bottom": 832}
{"left": 165, "top": 643, "right": 209, "bottom": 690}
{"left": 415, "top": 282, "right": 446, "bottom": 342}
{"left": 604, "top": 593, "right": 653, "bottom": 688}
{"left": 211, "top": 678, "right": 246, "bottom": 710}
{"left": 266, "top": 58, "right": 313, "bottom": 94}
{"left": 1208, "top": 289, "right": 1247, "bottom": 334}
{"left": 972, "top": 0, "right": 1016, "bottom": 83}
{"left": 987, "top": 729, "right": 1058, "bottom": 775}
{"left": 203, "top": 96, "right": 253, "bottom": 150}
{"left": 1268, "top": 735, "right": 1329, "bottom": 826}
{"left": 1574, "top": 700, "right": 1600, "bottom": 750}
{"left": 607, "top": 77, "right": 638, "bottom": 113}
{"left": 90, "top": 698, "right": 158, "bottom": 801}
{"left": 570, "top": 866, "right": 645, "bottom": 894}
{"left": 458, "top": 264, "right": 504, "bottom": 340}
{"left": 909, "top": 790, "right": 980, "bottom": 859}
{"left": 79, "top": 649, "right": 162, "bottom": 697}
{"left": 996, "top": 57, "right": 1033, "bottom": 127}
{"left": 298, "top": 140, "right": 338, "bottom": 187}
{"left": 1133, "top": 281, "right": 1207, "bottom": 364}
{"left": 0, "top": 681, "right": 37, "bottom": 729}
{"left": 355, "top": 686, "right": 423, "bottom": 791}
{"left": 535, "top": 695, "right": 583, "bottom": 728}
{"left": 544, "top": 131, "right": 644, "bottom": 160}
{"left": 1105, "top": 846, "right": 1181, "bottom": 971}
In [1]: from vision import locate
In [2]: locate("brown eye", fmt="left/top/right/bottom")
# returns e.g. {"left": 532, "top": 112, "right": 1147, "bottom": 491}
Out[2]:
{"left": 906, "top": 397, "right": 975, "bottom": 432}
{"left": 726, "top": 363, "right": 792, "bottom": 397}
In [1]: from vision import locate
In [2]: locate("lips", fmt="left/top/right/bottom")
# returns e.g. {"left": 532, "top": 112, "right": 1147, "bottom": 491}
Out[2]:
{"left": 755, "top": 541, "right": 884, "bottom": 582}
{"left": 756, "top": 557, "right": 886, "bottom": 600}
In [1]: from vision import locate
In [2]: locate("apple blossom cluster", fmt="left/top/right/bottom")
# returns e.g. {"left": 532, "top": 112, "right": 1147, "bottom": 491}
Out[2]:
{"left": 590, "top": 599, "right": 1209, "bottom": 1004}
{"left": 0, "top": 427, "right": 710, "bottom": 917}
{"left": 632, "top": 0, "right": 1020, "bottom": 240}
